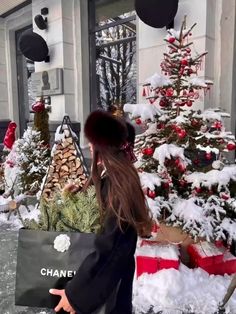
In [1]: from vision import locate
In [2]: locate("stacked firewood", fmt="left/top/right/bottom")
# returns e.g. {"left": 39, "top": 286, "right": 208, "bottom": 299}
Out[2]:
{"left": 42, "top": 129, "right": 88, "bottom": 199}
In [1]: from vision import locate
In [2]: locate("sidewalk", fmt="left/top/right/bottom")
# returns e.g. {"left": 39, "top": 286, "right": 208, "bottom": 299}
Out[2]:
{"left": 0, "top": 224, "right": 53, "bottom": 314}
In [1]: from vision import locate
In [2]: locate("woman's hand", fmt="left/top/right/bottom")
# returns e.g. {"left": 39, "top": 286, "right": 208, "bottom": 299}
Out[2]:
{"left": 49, "top": 289, "right": 76, "bottom": 313}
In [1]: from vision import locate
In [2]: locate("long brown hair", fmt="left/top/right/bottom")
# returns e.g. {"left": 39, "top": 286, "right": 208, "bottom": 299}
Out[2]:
{"left": 91, "top": 146, "right": 152, "bottom": 237}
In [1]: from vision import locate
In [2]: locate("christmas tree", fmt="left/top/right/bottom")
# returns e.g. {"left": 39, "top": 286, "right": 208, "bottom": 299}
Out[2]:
{"left": 4, "top": 127, "right": 50, "bottom": 195}
{"left": 124, "top": 21, "right": 236, "bottom": 244}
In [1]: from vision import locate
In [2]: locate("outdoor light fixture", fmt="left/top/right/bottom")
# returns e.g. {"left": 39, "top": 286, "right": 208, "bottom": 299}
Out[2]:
{"left": 34, "top": 7, "right": 49, "bottom": 30}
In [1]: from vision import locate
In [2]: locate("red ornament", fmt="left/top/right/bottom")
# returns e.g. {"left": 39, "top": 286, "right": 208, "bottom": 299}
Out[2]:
{"left": 135, "top": 118, "right": 142, "bottom": 125}
{"left": 213, "top": 121, "right": 222, "bottom": 129}
{"left": 227, "top": 143, "right": 236, "bottom": 151}
{"left": 189, "top": 33, "right": 192, "bottom": 36}
{"left": 166, "top": 88, "right": 174, "bottom": 97}
{"left": 188, "top": 68, "right": 194, "bottom": 75}
{"left": 168, "top": 37, "right": 176, "bottom": 43}
{"left": 148, "top": 190, "right": 156, "bottom": 199}
{"left": 195, "top": 187, "right": 202, "bottom": 193}
{"left": 142, "top": 147, "right": 154, "bottom": 156}
{"left": 188, "top": 91, "right": 195, "bottom": 97}
{"left": 205, "top": 152, "right": 212, "bottom": 160}
{"left": 32, "top": 101, "right": 45, "bottom": 113}
{"left": 191, "top": 119, "right": 198, "bottom": 127}
{"left": 163, "top": 182, "right": 169, "bottom": 189}
{"left": 159, "top": 98, "right": 167, "bottom": 107}
{"left": 142, "top": 87, "right": 147, "bottom": 97}
{"left": 178, "top": 163, "right": 186, "bottom": 172}
{"left": 179, "top": 179, "right": 187, "bottom": 187}
{"left": 221, "top": 193, "right": 230, "bottom": 200}
{"left": 3, "top": 121, "right": 17, "bottom": 150}
{"left": 157, "top": 123, "right": 165, "bottom": 129}
{"left": 175, "top": 158, "right": 180, "bottom": 166}
{"left": 186, "top": 100, "right": 193, "bottom": 107}
{"left": 178, "top": 130, "right": 187, "bottom": 139}
{"left": 181, "top": 59, "right": 188, "bottom": 66}
{"left": 193, "top": 159, "right": 200, "bottom": 165}
{"left": 186, "top": 48, "right": 191, "bottom": 53}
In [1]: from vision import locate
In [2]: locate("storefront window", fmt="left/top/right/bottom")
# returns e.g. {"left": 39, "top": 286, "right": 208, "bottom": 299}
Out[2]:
{"left": 89, "top": 0, "right": 136, "bottom": 114}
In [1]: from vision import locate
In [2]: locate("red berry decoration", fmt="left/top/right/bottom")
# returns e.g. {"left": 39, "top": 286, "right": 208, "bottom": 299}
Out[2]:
{"left": 186, "top": 100, "right": 193, "bottom": 107}
{"left": 148, "top": 190, "right": 156, "bottom": 199}
{"left": 32, "top": 101, "right": 45, "bottom": 113}
{"left": 168, "top": 37, "right": 176, "bottom": 43}
{"left": 205, "top": 152, "right": 212, "bottom": 160}
{"left": 181, "top": 59, "right": 188, "bottom": 66}
{"left": 135, "top": 118, "right": 142, "bottom": 125}
{"left": 166, "top": 88, "right": 174, "bottom": 97}
{"left": 227, "top": 142, "right": 236, "bottom": 151}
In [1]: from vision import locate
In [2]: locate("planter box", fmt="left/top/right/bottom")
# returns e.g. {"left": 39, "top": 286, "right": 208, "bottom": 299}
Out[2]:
{"left": 15, "top": 228, "right": 95, "bottom": 309}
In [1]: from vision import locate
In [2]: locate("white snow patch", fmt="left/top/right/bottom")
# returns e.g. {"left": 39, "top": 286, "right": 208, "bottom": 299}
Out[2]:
{"left": 133, "top": 264, "right": 236, "bottom": 314}
{"left": 145, "top": 73, "right": 171, "bottom": 89}
{"left": 124, "top": 103, "right": 163, "bottom": 121}
{"left": 153, "top": 144, "right": 186, "bottom": 166}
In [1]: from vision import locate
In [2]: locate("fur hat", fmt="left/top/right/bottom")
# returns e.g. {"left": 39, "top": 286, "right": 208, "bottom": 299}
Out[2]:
{"left": 84, "top": 110, "right": 134, "bottom": 148}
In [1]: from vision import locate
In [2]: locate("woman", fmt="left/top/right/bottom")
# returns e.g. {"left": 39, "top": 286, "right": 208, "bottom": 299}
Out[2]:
{"left": 50, "top": 110, "right": 152, "bottom": 314}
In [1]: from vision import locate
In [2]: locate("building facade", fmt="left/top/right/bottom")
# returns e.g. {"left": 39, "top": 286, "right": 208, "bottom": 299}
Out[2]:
{"left": 0, "top": 0, "right": 236, "bottom": 148}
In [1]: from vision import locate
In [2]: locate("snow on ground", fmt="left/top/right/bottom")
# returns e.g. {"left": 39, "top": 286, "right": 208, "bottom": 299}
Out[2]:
{"left": 133, "top": 263, "right": 236, "bottom": 314}
{"left": 0, "top": 196, "right": 40, "bottom": 230}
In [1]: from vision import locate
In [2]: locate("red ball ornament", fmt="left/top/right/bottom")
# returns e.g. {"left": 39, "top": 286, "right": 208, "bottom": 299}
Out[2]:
{"left": 142, "top": 147, "right": 154, "bottom": 156}
{"left": 175, "top": 158, "right": 180, "bottom": 166}
{"left": 186, "top": 100, "right": 193, "bottom": 107}
{"left": 188, "top": 91, "right": 195, "bottom": 97}
{"left": 193, "top": 159, "right": 200, "bottom": 165}
{"left": 159, "top": 98, "right": 167, "bottom": 107}
{"left": 32, "top": 101, "right": 45, "bottom": 113}
{"left": 166, "top": 88, "right": 174, "bottom": 97}
{"left": 178, "top": 130, "right": 187, "bottom": 139}
{"left": 221, "top": 193, "right": 230, "bottom": 200}
{"left": 205, "top": 152, "right": 212, "bottom": 160}
{"left": 195, "top": 187, "right": 202, "bottom": 193}
{"left": 181, "top": 59, "right": 188, "bottom": 66}
{"left": 178, "top": 163, "right": 186, "bottom": 172}
{"left": 135, "top": 118, "right": 142, "bottom": 125}
{"left": 186, "top": 48, "right": 191, "bottom": 53}
{"left": 191, "top": 119, "right": 198, "bottom": 126}
{"left": 168, "top": 37, "right": 176, "bottom": 43}
{"left": 148, "top": 190, "right": 156, "bottom": 199}
{"left": 163, "top": 182, "right": 169, "bottom": 189}
{"left": 179, "top": 179, "right": 187, "bottom": 187}
{"left": 227, "top": 143, "right": 236, "bottom": 151}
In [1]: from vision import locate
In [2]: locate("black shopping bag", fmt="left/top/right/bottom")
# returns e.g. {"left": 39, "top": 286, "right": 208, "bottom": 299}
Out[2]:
{"left": 15, "top": 228, "right": 95, "bottom": 309}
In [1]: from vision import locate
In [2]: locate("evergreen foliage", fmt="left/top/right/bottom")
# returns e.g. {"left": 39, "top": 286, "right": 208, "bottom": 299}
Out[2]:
{"left": 24, "top": 186, "right": 101, "bottom": 233}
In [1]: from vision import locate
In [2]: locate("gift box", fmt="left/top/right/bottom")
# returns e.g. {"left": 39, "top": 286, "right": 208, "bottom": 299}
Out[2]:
{"left": 136, "top": 240, "right": 180, "bottom": 277}
{"left": 188, "top": 241, "right": 224, "bottom": 268}
{"left": 219, "top": 252, "right": 236, "bottom": 275}
{"left": 187, "top": 241, "right": 236, "bottom": 275}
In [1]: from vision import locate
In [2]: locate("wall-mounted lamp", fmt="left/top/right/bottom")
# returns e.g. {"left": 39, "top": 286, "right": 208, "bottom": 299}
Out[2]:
{"left": 34, "top": 7, "right": 49, "bottom": 30}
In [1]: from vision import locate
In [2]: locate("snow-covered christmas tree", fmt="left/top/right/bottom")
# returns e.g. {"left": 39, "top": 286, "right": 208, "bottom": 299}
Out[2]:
{"left": 4, "top": 127, "right": 50, "bottom": 195}
{"left": 124, "top": 21, "right": 236, "bottom": 244}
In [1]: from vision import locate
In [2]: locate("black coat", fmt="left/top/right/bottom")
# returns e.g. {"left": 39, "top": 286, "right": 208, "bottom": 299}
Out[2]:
{"left": 65, "top": 179, "right": 137, "bottom": 314}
